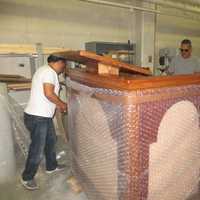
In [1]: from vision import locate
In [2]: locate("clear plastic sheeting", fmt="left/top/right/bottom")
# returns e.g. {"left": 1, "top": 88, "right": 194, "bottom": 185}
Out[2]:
{"left": 0, "top": 93, "right": 30, "bottom": 157}
{"left": 67, "top": 78, "right": 200, "bottom": 200}
{"left": 0, "top": 95, "right": 16, "bottom": 184}
{"left": 149, "top": 101, "right": 200, "bottom": 200}
{"left": 0, "top": 83, "right": 29, "bottom": 185}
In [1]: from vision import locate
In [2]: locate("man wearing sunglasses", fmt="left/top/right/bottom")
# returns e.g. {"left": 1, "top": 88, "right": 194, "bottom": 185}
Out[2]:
{"left": 168, "top": 39, "right": 200, "bottom": 75}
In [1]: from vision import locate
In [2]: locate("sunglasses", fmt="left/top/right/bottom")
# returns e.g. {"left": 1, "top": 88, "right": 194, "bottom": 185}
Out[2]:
{"left": 180, "top": 48, "right": 189, "bottom": 52}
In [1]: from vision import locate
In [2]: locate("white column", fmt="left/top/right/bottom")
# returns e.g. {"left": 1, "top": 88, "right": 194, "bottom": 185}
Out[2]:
{"left": 135, "top": 3, "right": 156, "bottom": 73}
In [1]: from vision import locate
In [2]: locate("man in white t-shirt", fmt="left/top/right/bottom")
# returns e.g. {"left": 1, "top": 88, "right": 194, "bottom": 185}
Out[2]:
{"left": 21, "top": 54, "right": 67, "bottom": 190}
{"left": 168, "top": 39, "right": 200, "bottom": 75}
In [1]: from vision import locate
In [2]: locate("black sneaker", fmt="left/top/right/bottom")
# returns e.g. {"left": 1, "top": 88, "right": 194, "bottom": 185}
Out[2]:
{"left": 20, "top": 177, "right": 39, "bottom": 190}
{"left": 46, "top": 164, "right": 66, "bottom": 174}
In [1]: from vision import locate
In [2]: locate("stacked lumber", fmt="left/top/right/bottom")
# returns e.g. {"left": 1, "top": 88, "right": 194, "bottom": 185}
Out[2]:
{"left": 0, "top": 74, "right": 30, "bottom": 84}
{"left": 7, "top": 83, "right": 31, "bottom": 91}
{"left": 0, "top": 44, "right": 69, "bottom": 54}
{"left": 0, "top": 74, "right": 31, "bottom": 91}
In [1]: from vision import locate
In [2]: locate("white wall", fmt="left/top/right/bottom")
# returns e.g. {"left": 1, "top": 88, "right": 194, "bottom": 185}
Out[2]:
{"left": 141, "top": 12, "right": 156, "bottom": 69}
{"left": 0, "top": 0, "right": 136, "bottom": 49}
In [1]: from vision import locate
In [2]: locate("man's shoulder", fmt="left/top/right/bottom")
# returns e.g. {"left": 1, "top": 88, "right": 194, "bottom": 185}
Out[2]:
{"left": 33, "top": 65, "right": 53, "bottom": 81}
{"left": 173, "top": 55, "right": 198, "bottom": 62}
{"left": 190, "top": 56, "right": 199, "bottom": 62}
{"left": 36, "top": 65, "right": 56, "bottom": 75}
{"left": 38, "top": 65, "right": 51, "bottom": 72}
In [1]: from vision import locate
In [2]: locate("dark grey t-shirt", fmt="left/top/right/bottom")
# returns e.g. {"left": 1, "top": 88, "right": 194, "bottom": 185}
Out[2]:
{"left": 169, "top": 55, "right": 200, "bottom": 75}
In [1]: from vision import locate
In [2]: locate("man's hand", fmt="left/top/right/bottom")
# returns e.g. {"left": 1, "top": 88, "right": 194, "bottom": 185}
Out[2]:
{"left": 57, "top": 102, "right": 67, "bottom": 113}
{"left": 43, "top": 83, "right": 67, "bottom": 113}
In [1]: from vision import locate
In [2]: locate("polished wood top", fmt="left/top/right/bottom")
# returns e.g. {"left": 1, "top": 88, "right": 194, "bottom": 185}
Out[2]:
{"left": 68, "top": 69, "right": 200, "bottom": 91}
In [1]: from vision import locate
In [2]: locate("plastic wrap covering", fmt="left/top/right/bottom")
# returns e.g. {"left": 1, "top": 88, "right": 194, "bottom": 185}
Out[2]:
{"left": 67, "top": 78, "right": 200, "bottom": 200}
{"left": 0, "top": 94, "right": 16, "bottom": 183}
{"left": 0, "top": 93, "right": 30, "bottom": 157}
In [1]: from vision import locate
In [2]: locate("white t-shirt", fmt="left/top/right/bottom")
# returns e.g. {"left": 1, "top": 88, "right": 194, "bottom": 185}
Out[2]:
{"left": 169, "top": 55, "right": 200, "bottom": 75}
{"left": 25, "top": 65, "right": 60, "bottom": 118}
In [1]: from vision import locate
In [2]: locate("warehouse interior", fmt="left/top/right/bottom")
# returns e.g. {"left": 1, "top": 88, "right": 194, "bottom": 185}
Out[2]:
{"left": 1, "top": 0, "right": 200, "bottom": 200}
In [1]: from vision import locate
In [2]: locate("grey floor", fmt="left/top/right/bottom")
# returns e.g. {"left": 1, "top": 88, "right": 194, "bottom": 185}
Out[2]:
{"left": 1, "top": 135, "right": 200, "bottom": 200}
{"left": 0, "top": 135, "right": 88, "bottom": 200}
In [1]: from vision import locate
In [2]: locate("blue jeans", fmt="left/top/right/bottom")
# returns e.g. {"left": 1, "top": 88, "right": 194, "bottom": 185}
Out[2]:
{"left": 22, "top": 113, "right": 58, "bottom": 181}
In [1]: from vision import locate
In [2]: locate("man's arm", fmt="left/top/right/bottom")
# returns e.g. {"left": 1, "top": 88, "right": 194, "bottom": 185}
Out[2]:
{"left": 194, "top": 58, "right": 200, "bottom": 74}
{"left": 43, "top": 83, "right": 67, "bottom": 112}
{"left": 166, "top": 58, "right": 175, "bottom": 75}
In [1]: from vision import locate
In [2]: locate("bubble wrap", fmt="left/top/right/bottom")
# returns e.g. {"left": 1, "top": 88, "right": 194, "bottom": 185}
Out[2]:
{"left": 67, "top": 79, "right": 200, "bottom": 200}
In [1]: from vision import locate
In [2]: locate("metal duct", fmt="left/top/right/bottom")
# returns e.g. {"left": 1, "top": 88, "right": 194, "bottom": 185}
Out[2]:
{"left": 80, "top": 0, "right": 160, "bottom": 13}
{"left": 143, "top": 0, "right": 200, "bottom": 13}
{"left": 81, "top": 0, "right": 200, "bottom": 14}
{"left": 80, "top": 0, "right": 200, "bottom": 20}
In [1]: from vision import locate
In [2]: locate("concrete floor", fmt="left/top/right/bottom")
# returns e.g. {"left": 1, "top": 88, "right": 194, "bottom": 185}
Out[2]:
{"left": 0, "top": 136, "right": 88, "bottom": 200}
{"left": 1, "top": 135, "right": 200, "bottom": 200}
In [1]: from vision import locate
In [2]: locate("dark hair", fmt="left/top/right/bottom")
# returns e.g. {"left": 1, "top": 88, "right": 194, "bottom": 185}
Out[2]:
{"left": 181, "top": 39, "right": 192, "bottom": 47}
{"left": 47, "top": 55, "right": 66, "bottom": 63}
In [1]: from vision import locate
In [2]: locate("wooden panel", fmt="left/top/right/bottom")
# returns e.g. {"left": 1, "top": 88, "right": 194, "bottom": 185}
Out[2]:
{"left": 53, "top": 50, "right": 151, "bottom": 76}
{"left": 98, "top": 63, "right": 119, "bottom": 75}
{"left": 68, "top": 69, "right": 200, "bottom": 91}
{"left": 55, "top": 50, "right": 89, "bottom": 63}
